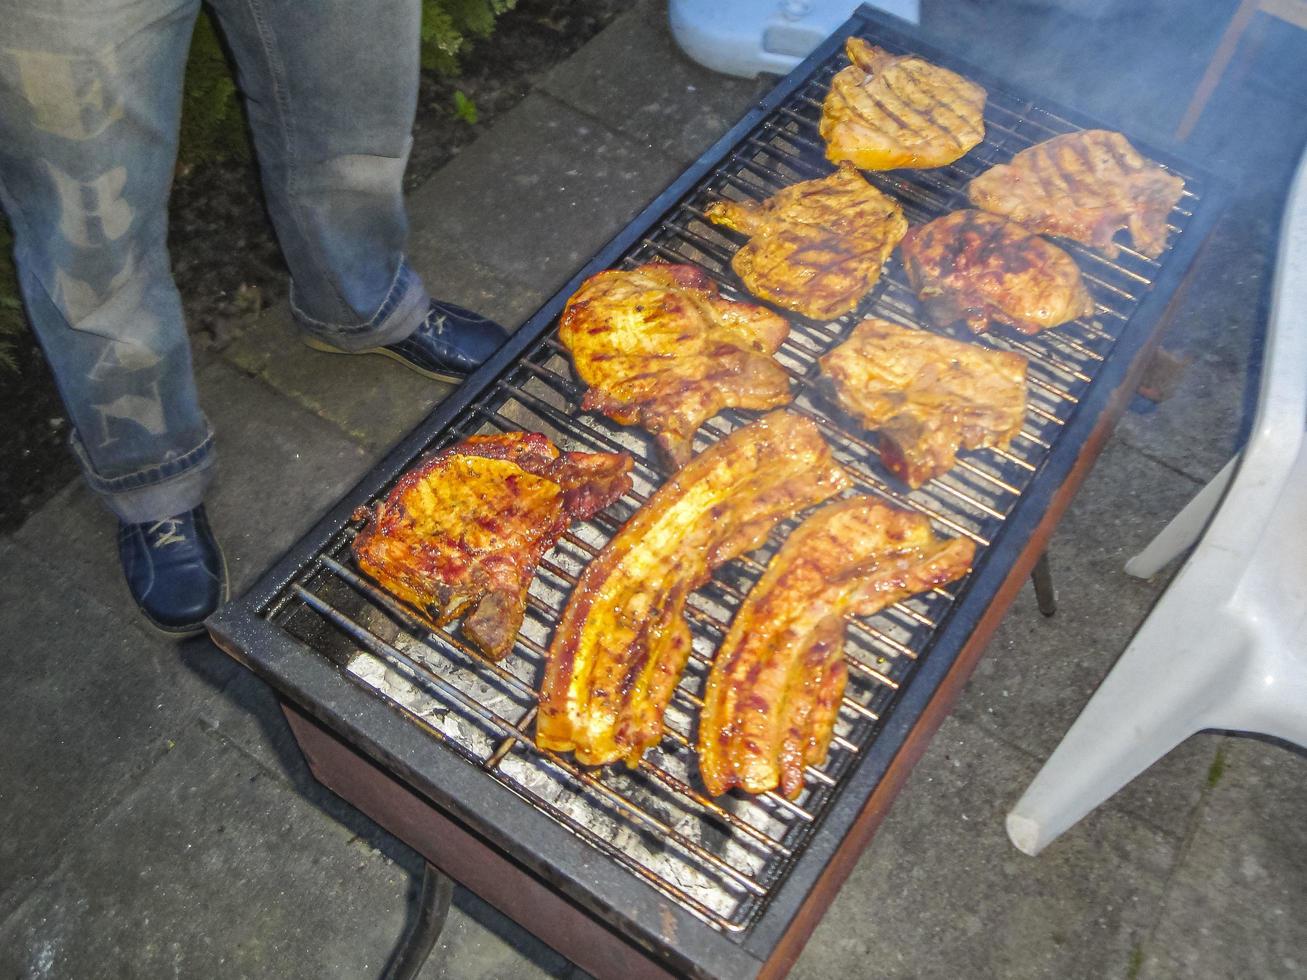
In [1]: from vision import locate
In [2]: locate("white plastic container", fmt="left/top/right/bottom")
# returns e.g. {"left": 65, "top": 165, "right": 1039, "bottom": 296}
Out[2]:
{"left": 668, "top": 0, "right": 921, "bottom": 79}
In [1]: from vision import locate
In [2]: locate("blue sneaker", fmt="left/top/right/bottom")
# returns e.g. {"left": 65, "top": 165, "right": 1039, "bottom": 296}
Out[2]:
{"left": 304, "top": 298, "right": 510, "bottom": 382}
{"left": 118, "top": 505, "right": 228, "bottom": 637}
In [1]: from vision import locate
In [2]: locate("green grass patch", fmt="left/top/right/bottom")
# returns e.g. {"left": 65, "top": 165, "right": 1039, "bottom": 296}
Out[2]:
{"left": 1207, "top": 746, "right": 1227, "bottom": 789}
{"left": 1126, "top": 943, "right": 1145, "bottom": 980}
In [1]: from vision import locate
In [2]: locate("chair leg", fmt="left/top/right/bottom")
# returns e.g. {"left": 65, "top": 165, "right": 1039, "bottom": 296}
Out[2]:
{"left": 1006, "top": 613, "right": 1244, "bottom": 856}
{"left": 1175, "top": 0, "right": 1261, "bottom": 142}
{"left": 1124, "top": 455, "right": 1238, "bottom": 579}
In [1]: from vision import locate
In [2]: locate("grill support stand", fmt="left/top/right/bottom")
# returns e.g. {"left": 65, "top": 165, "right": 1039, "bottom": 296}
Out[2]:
{"left": 1031, "top": 552, "right": 1058, "bottom": 617}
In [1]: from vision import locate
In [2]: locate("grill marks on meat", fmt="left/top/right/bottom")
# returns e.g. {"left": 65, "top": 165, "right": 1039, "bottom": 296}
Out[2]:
{"left": 704, "top": 163, "right": 908, "bottom": 320}
{"left": 560, "top": 263, "right": 793, "bottom": 468}
{"left": 820, "top": 318, "right": 1028, "bottom": 487}
{"left": 968, "top": 130, "right": 1185, "bottom": 259}
{"left": 537, "top": 411, "right": 850, "bottom": 768}
{"left": 699, "top": 497, "right": 975, "bottom": 798}
{"left": 351, "top": 432, "right": 632, "bottom": 660}
{"left": 901, "top": 209, "right": 1095, "bottom": 335}
{"left": 820, "top": 38, "right": 986, "bottom": 170}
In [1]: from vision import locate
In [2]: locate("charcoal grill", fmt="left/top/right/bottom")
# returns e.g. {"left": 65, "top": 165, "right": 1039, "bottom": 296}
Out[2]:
{"left": 207, "top": 6, "right": 1225, "bottom": 978}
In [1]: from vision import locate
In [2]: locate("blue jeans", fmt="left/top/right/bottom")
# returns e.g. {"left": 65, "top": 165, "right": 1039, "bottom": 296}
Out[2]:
{"left": 0, "top": 0, "right": 431, "bottom": 522}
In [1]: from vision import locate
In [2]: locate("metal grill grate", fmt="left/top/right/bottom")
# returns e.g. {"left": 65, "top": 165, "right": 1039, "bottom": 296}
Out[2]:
{"left": 258, "top": 21, "right": 1206, "bottom": 940}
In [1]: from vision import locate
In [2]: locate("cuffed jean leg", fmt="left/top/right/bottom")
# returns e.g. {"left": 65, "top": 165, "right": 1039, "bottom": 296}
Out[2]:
{"left": 208, "top": 0, "right": 431, "bottom": 352}
{"left": 0, "top": 0, "right": 214, "bottom": 523}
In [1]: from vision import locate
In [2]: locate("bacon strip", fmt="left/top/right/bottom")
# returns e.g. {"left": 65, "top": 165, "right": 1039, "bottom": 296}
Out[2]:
{"left": 699, "top": 497, "right": 975, "bottom": 798}
{"left": 537, "top": 411, "right": 850, "bottom": 767}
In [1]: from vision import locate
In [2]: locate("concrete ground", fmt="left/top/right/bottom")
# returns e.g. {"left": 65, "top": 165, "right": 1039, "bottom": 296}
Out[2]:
{"left": 3, "top": 1, "right": 1306, "bottom": 977}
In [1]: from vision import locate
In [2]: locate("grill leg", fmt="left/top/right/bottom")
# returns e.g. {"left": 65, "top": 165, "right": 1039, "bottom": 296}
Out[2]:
{"left": 382, "top": 862, "right": 454, "bottom": 980}
{"left": 1031, "top": 552, "right": 1057, "bottom": 617}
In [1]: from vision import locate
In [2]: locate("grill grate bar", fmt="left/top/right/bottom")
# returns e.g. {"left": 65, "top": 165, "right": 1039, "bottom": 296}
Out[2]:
{"left": 316, "top": 558, "right": 827, "bottom": 847}
{"left": 292, "top": 581, "right": 776, "bottom": 901}
{"left": 507, "top": 352, "right": 956, "bottom": 623}
{"left": 259, "top": 16, "right": 1211, "bottom": 940}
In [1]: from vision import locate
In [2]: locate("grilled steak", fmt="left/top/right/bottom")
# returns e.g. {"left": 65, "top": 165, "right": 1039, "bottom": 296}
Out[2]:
{"left": 900, "top": 209, "right": 1095, "bottom": 334}
{"left": 705, "top": 163, "right": 908, "bottom": 320}
{"left": 699, "top": 497, "right": 975, "bottom": 798}
{"left": 820, "top": 38, "right": 986, "bottom": 170}
{"left": 559, "top": 263, "right": 793, "bottom": 468}
{"left": 352, "top": 432, "right": 632, "bottom": 660}
{"left": 819, "top": 317, "right": 1028, "bottom": 487}
{"left": 537, "top": 411, "right": 850, "bottom": 768}
{"left": 968, "top": 130, "right": 1185, "bottom": 259}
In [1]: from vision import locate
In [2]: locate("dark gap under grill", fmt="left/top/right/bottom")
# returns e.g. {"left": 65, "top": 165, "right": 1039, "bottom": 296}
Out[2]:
{"left": 211, "top": 7, "right": 1225, "bottom": 977}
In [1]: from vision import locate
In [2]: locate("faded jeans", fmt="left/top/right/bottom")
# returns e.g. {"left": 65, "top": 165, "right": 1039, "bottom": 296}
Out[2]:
{"left": 0, "top": 0, "right": 431, "bottom": 522}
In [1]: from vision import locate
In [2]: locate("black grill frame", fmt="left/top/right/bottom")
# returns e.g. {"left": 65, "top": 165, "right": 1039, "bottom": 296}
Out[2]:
{"left": 208, "top": 7, "right": 1226, "bottom": 977}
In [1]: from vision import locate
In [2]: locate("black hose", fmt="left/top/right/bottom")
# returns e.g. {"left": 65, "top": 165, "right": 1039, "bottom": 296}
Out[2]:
{"left": 381, "top": 862, "right": 455, "bottom": 980}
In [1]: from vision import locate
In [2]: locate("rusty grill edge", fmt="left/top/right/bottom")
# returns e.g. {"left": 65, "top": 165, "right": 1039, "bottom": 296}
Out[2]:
{"left": 207, "top": 7, "right": 1226, "bottom": 978}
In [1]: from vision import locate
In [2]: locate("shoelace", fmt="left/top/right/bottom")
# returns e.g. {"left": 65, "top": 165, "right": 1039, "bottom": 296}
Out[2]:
{"left": 147, "top": 518, "right": 187, "bottom": 549}
{"left": 424, "top": 310, "right": 449, "bottom": 337}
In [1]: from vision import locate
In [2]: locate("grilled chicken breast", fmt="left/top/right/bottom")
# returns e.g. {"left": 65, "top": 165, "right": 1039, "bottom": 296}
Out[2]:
{"left": 704, "top": 163, "right": 908, "bottom": 320}
{"left": 352, "top": 432, "right": 632, "bottom": 660}
{"left": 820, "top": 318, "right": 1028, "bottom": 487}
{"left": 537, "top": 411, "right": 850, "bottom": 768}
{"left": 820, "top": 38, "right": 986, "bottom": 170}
{"left": 559, "top": 263, "right": 793, "bottom": 467}
{"left": 901, "top": 209, "right": 1095, "bottom": 334}
{"left": 968, "top": 130, "right": 1184, "bottom": 259}
{"left": 699, "top": 497, "right": 975, "bottom": 798}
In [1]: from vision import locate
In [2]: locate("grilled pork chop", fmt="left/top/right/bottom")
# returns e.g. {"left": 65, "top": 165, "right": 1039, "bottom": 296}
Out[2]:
{"left": 352, "top": 432, "right": 632, "bottom": 660}
{"left": 537, "top": 411, "right": 850, "bottom": 768}
{"left": 704, "top": 163, "right": 909, "bottom": 320}
{"left": 699, "top": 497, "right": 975, "bottom": 798}
{"left": 968, "top": 130, "right": 1184, "bottom": 259}
{"left": 820, "top": 38, "right": 986, "bottom": 170}
{"left": 820, "top": 318, "right": 1028, "bottom": 487}
{"left": 901, "top": 209, "right": 1095, "bottom": 334}
{"left": 559, "top": 263, "right": 793, "bottom": 467}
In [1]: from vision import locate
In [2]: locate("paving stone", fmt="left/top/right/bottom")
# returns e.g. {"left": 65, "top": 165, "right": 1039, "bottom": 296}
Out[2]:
{"left": 1114, "top": 205, "right": 1272, "bottom": 486}
{"left": 951, "top": 439, "right": 1220, "bottom": 837}
{"left": 220, "top": 245, "right": 544, "bottom": 450}
{"left": 0, "top": 730, "right": 411, "bottom": 980}
{"left": 404, "top": 92, "right": 687, "bottom": 296}
{"left": 1139, "top": 737, "right": 1307, "bottom": 980}
{"left": 0, "top": 546, "right": 185, "bottom": 918}
{"left": 540, "top": 0, "right": 765, "bottom": 166}
{"left": 416, "top": 890, "right": 577, "bottom": 980}
{"left": 791, "top": 715, "right": 1177, "bottom": 980}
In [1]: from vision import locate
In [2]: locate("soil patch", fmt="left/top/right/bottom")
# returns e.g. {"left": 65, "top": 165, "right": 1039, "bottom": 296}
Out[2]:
{"left": 0, "top": 0, "right": 633, "bottom": 534}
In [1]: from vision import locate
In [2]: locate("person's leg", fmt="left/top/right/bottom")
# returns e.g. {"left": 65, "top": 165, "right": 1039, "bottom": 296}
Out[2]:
{"left": 0, "top": 0, "right": 214, "bottom": 521}
{"left": 0, "top": 0, "right": 225, "bottom": 634}
{"left": 207, "top": 0, "right": 507, "bottom": 375}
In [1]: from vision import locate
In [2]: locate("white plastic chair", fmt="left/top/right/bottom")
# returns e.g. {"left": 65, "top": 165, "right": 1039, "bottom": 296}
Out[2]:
{"left": 1005, "top": 151, "right": 1307, "bottom": 856}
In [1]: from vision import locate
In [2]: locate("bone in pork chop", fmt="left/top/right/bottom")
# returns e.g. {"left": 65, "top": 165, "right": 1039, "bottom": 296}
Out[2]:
{"left": 705, "top": 163, "right": 908, "bottom": 320}
{"left": 560, "top": 263, "right": 793, "bottom": 467}
{"left": 351, "top": 432, "right": 632, "bottom": 660}
{"left": 968, "top": 130, "right": 1185, "bottom": 259}
{"left": 820, "top": 317, "right": 1028, "bottom": 487}
{"left": 900, "top": 209, "right": 1095, "bottom": 335}
{"left": 820, "top": 38, "right": 986, "bottom": 171}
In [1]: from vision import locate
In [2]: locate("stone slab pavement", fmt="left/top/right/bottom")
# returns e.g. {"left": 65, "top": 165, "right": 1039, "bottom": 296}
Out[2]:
{"left": 4, "top": 1, "right": 1307, "bottom": 978}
